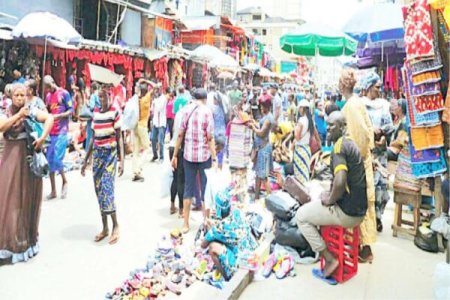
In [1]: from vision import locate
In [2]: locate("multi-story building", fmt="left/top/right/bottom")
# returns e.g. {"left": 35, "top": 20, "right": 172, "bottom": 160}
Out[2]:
{"left": 237, "top": 6, "right": 303, "bottom": 63}
{"left": 268, "top": 0, "right": 302, "bottom": 21}
{"left": 205, "top": 0, "right": 237, "bottom": 19}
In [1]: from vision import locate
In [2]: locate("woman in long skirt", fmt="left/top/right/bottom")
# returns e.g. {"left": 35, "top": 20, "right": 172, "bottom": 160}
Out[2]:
{"left": 293, "top": 100, "right": 314, "bottom": 184}
{"left": 81, "top": 89, "right": 124, "bottom": 245}
{"left": 0, "top": 84, "right": 53, "bottom": 264}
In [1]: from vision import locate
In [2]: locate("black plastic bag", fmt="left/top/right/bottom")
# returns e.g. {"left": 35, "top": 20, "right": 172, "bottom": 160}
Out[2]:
{"left": 274, "top": 218, "right": 310, "bottom": 251}
{"left": 265, "top": 191, "right": 300, "bottom": 221}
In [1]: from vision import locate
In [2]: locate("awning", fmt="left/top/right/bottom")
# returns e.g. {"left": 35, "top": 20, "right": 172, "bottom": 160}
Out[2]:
{"left": 0, "top": 28, "right": 12, "bottom": 40}
{"left": 144, "top": 49, "right": 167, "bottom": 61}
{"left": 88, "top": 63, "right": 124, "bottom": 86}
{"left": 182, "top": 16, "right": 219, "bottom": 31}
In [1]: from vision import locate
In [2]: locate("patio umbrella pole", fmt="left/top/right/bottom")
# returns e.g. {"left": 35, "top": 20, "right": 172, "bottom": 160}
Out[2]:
{"left": 41, "top": 36, "right": 48, "bottom": 98}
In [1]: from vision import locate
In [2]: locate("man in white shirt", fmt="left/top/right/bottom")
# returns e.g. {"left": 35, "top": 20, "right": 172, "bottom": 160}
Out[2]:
{"left": 151, "top": 86, "right": 167, "bottom": 162}
{"left": 270, "top": 84, "right": 283, "bottom": 123}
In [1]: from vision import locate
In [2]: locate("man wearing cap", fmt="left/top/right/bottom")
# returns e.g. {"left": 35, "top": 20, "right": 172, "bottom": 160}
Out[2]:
{"left": 44, "top": 75, "right": 73, "bottom": 200}
{"left": 270, "top": 84, "right": 283, "bottom": 123}
{"left": 171, "top": 88, "right": 217, "bottom": 233}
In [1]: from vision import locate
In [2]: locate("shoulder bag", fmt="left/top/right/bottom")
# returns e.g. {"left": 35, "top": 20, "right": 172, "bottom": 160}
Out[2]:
{"left": 24, "top": 117, "right": 49, "bottom": 177}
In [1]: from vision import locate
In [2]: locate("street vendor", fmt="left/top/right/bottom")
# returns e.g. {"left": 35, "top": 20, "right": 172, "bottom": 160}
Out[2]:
{"left": 296, "top": 111, "right": 367, "bottom": 279}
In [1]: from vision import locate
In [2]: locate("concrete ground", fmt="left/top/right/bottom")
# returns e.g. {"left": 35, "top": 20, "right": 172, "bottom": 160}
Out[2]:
{"left": 241, "top": 202, "right": 445, "bottom": 300}
{"left": 0, "top": 155, "right": 446, "bottom": 299}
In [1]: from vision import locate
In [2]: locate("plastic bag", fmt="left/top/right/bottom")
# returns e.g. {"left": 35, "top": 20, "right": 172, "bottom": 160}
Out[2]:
{"left": 434, "top": 262, "right": 450, "bottom": 300}
{"left": 122, "top": 94, "right": 139, "bottom": 130}
{"left": 265, "top": 191, "right": 300, "bottom": 221}
{"left": 30, "top": 151, "right": 49, "bottom": 177}
{"left": 204, "top": 169, "right": 229, "bottom": 210}
{"left": 274, "top": 218, "right": 310, "bottom": 250}
{"left": 159, "top": 161, "right": 173, "bottom": 199}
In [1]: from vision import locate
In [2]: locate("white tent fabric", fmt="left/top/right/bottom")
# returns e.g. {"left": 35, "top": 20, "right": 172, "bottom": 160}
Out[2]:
{"left": 12, "top": 12, "right": 82, "bottom": 43}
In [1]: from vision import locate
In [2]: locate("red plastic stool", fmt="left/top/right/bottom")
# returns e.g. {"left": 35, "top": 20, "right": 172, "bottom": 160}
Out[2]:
{"left": 320, "top": 226, "right": 359, "bottom": 283}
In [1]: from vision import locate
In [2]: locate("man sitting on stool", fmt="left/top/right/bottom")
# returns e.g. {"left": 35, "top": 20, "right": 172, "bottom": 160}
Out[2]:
{"left": 296, "top": 111, "right": 367, "bottom": 278}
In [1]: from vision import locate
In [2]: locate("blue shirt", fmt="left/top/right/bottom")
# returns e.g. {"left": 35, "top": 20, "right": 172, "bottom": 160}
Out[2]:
{"left": 314, "top": 109, "right": 327, "bottom": 135}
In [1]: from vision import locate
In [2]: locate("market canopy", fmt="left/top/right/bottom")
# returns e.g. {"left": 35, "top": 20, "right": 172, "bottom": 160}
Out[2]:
{"left": 190, "top": 44, "right": 225, "bottom": 61}
{"left": 12, "top": 12, "right": 82, "bottom": 44}
{"left": 342, "top": 3, "right": 405, "bottom": 43}
{"left": 280, "top": 22, "right": 357, "bottom": 57}
{"left": 209, "top": 53, "right": 239, "bottom": 69}
{"left": 88, "top": 64, "right": 123, "bottom": 87}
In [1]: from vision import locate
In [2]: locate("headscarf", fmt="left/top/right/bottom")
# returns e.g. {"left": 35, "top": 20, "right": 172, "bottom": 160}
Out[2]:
{"left": 361, "top": 72, "right": 381, "bottom": 91}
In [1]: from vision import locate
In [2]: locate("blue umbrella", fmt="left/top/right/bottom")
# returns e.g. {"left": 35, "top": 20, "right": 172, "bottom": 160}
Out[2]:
{"left": 342, "top": 3, "right": 404, "bottom": 43}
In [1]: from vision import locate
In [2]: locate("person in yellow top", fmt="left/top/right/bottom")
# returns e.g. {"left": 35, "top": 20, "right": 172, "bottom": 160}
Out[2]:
{"left": 286, "top": 94, "right": 297, "bottom": 123}
{"left": 339, "top": 69, "right": 376, "bottom": 264}
{"left": 271, "top": 121, "right": 294, "bottom": 163}
{"left": 132, "top": 81, "right": 153, "bottom": 182}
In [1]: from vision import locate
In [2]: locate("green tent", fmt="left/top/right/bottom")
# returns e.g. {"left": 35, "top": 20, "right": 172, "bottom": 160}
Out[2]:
{"left": 280, "top": 22, "right": 357, "bottom": 57}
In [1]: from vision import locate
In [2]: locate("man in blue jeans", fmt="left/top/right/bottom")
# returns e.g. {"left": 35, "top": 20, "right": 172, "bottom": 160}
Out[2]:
{"left": 151, "top": 86, "right": 167, "bottom": 162}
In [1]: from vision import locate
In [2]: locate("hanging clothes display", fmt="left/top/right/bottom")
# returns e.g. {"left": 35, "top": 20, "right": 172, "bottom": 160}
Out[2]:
{"left": 400, "top": 0, "right": 448, "bottom": 180}
{"left": 403, "top": 0, "right": 435, "bottom": 62}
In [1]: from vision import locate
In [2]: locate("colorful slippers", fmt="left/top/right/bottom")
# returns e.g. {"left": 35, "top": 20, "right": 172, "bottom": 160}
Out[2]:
{"left": 262, "top": 253, "right": 278, "bottom": 278}
{"left": 312, "top": 268, "right": 338, "bottom": 285}
{"left": 275, "top": 256, "right": 294, "bottom": 279}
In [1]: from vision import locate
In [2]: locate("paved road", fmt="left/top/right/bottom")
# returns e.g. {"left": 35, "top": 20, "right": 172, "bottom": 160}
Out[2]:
{"left": 0, "top": 154, "right": 445, "bottom": 299}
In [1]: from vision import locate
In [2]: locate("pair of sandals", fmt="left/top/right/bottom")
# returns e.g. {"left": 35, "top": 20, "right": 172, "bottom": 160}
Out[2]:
{"left": 95, "top": 230, "right": 119, "bottom": 245}
{"left": 46, "top": 183, "right": 68, "bottom": 200}
{"left": 262, "top": 253, "right": 295, "bottom": 279}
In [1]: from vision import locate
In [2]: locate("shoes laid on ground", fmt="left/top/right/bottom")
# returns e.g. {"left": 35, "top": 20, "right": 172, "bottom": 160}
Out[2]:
{"left": 132, "top": 175, "right": 145, "bottom": 182}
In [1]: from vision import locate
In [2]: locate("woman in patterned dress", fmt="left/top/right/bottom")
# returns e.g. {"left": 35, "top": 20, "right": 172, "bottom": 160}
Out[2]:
{"left": 293, "top": 99, "right": 314, "bottom": 184}
{"left": 81, "top": 89, "right": 124, "bottom": 245}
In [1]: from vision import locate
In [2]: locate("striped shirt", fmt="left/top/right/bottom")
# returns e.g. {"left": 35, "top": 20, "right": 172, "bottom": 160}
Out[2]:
{"left": 181, "top": 103, "right": 214, "bottom": 163}
{"left": 92, "top": 106, "right": 122, "bottom": 147}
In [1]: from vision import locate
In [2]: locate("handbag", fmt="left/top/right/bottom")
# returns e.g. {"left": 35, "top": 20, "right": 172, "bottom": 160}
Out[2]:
{"left": 265, "top": 191, "right": 300, "bottom": 221}
{"left": 79, "top": 104, "right": 94, "bottom": 120}
{"left": 284, "top": 175, "right": 311, "bottom": 205}
{"left": 309, "top": 128, "right": 321, "bottom": 155}
{"left": 24, "top": 117, "right": 49, "bottom": 177}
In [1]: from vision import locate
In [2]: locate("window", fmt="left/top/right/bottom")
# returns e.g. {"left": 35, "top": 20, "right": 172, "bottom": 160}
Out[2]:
{"left": 253, "top": 14, "right": 262, "bottom": 20}
{"left": 262, "top": 29, "right": 267, "bottom": 36}
{"left": 252, "top": 29, "right": 258, "bottom": 34}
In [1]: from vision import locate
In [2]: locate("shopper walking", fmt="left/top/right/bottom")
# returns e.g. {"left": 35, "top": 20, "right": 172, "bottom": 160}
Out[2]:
{"left": 132, "top": 83, "right": 152, "bottom": 181}
{"left": 81, "top": 89, "right": 124, "bottom": 245}
{"left": 151, "top": 86, "right": 167, "bottom": 162}
{"left": 44, "top": 75, "right": 73, "bottom": 200}
{"left": 171, "top": 88, "right": 216, "bottom": 234}
{"left": 166, "top": 88, "right": 176, "bottom": 140}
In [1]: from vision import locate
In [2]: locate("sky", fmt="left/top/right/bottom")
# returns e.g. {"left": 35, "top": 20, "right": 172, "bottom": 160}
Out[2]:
{"left": 237, "top": 0, "right": 362, "bottom": 28}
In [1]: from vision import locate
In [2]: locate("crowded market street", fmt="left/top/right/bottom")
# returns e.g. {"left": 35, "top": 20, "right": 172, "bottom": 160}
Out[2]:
{"left": 0, "top": 156, "right": 443, "bottom": 299}
{"left": 1, "top": 0, "right": 450, "bottom": 299}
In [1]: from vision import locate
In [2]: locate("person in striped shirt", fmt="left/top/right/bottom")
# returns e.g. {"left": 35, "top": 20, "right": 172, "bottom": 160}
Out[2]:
{"left": 171, "top": 88, "right": 217, "bottom": 234}
{"left": 81, "top": 89, "right": 124, "bottom": 245}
